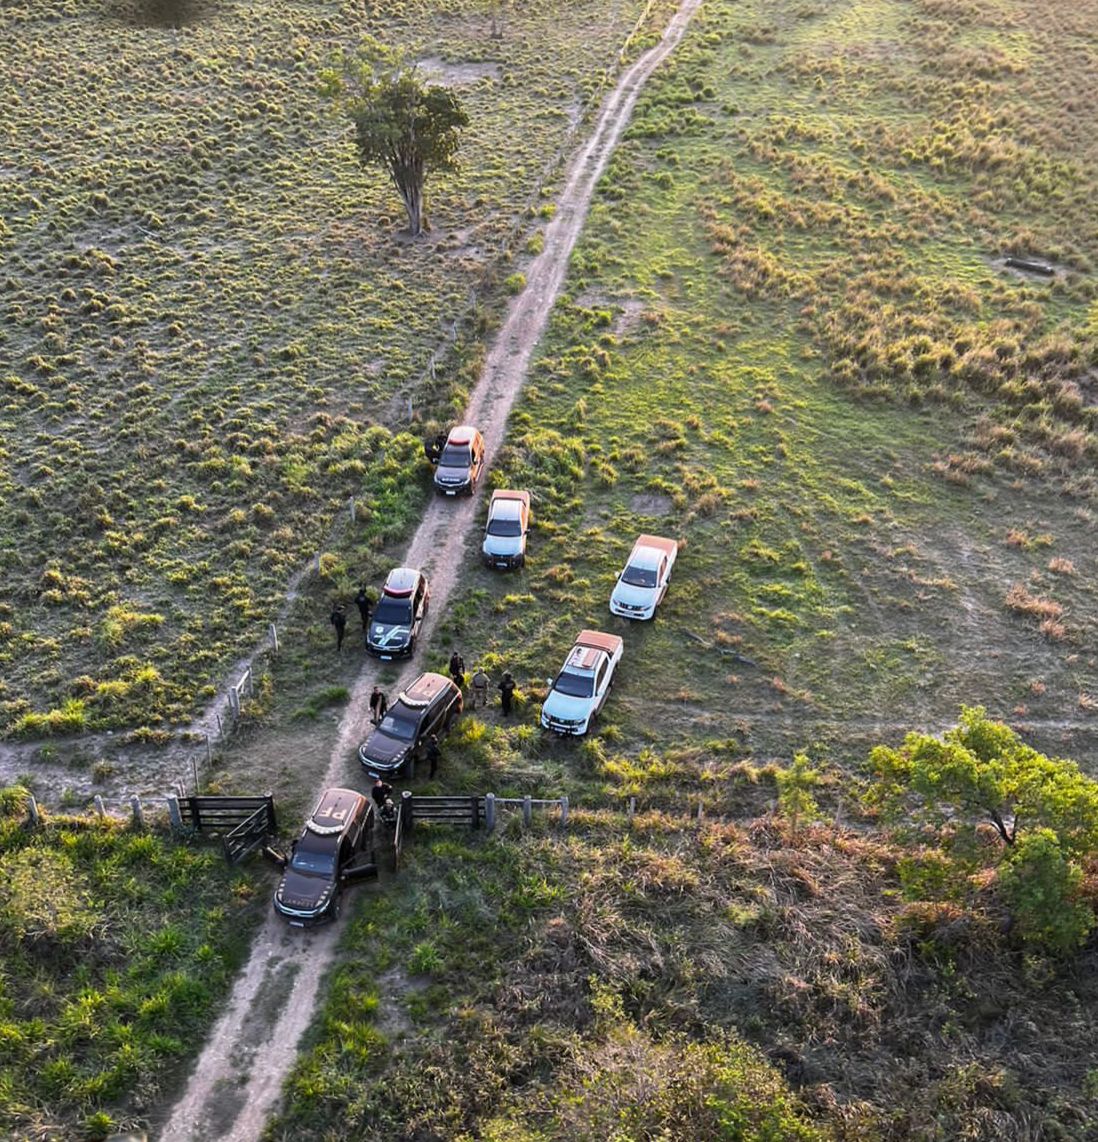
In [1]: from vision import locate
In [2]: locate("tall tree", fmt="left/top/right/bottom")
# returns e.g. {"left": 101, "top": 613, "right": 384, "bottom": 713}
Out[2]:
{"left": 866, "top": 707, "right": 1098, "bottom": 953}
{"left": 321, "top": 44, "right": 469, "bottom": 237}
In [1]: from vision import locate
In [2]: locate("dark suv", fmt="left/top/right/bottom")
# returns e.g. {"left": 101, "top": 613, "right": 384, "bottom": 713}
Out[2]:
{"left": 432, "top": 425, "right": 486, "bottom": 496}
{"left": 366, "top": 566, "right": 430, "bottom": 660}
{"left": 359, "top": 672, "right": 463, "bottom": 777}
{"left": 273, "top": 788, "right": 376, "bottom": 927}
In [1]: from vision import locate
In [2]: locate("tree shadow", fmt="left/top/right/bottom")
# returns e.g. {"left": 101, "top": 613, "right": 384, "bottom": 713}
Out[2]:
{"left": 111, "top": 0, "right": 219, "bottom": 28}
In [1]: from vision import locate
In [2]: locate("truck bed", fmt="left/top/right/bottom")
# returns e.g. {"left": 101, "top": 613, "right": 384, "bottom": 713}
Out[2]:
{"left": 575, "top": 630, "right": 624, "bottom": 657}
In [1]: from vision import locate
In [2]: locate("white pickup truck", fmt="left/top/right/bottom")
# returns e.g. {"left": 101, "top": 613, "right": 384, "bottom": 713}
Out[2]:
{"left": 540, "top": 630, "right": 623, "bottom": 736}
{"left": 609, "top": 534, "right": 678, "bottom": 620}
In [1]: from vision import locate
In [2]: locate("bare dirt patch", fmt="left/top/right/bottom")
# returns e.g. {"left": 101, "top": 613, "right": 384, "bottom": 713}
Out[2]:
{"left": 630, "top": 492, "right": 674, "bottom": 516}
{"left": 416, "top": 56, "right": 502, "bottom": 85}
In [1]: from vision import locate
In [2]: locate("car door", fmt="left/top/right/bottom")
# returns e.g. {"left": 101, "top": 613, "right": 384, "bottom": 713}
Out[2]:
{"left": 412, "top": 579, "right": 426, "bottom": 634}
{"left": 470, "top": 435, "right": 484, "bottom": 487}
{"left": 593, "top": 659, "right": 609, "bottom": 712}
{"left": 657, "top": 555, "right": 669, "bottom": 603}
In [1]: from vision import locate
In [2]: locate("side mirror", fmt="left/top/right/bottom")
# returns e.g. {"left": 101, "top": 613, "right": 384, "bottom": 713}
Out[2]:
{"left": 545, "top": 677, "right": 553, "bottom": 688}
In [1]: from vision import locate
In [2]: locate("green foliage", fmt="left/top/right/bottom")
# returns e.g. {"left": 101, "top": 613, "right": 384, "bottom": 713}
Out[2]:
{"left": 776, "top": 752, "right": 821, "bottom": 836}
{"left": 867, "top": 709, "right": 1098, "bottom": 953}
{"left": 998, "top": 828, "right": 1094, "bottom": 954}
{"left": 867, "top": 706, "right": 1098, "bottom": 855}
{"left": 0, "top": 788, "right": 261, "bottom": 1139}
{"left": 321, "top": 43, "right": 469, "bottom": 236}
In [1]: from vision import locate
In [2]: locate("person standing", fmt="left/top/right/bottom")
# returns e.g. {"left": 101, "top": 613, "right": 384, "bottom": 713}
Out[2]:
{"left": 426, "top": 734, "right": 441, "bottom": 779}
{"left": 449, "top": 651, "right": 465, "bottom": 688}
{"left": 369, "top": 686, "right": 387, "bottom": 725}
{"left": 371, "top": 777, "right": 393, "bottom": 810}
{"left": 330, "top": 604, "right": 347, "bottom": 652}
{"left": 471, "top": 667, "right": 489, "bottom": 709}
{"left": 498, "top": 671, "right": 516, "bottom": 716}
{"left": 354, "top": 586, "right": 371, "bottom": 630}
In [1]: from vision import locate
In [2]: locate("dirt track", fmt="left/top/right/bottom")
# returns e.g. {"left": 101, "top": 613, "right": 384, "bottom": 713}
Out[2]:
{"left": 156, "top": 2, "right": 704, "bottom": 1138}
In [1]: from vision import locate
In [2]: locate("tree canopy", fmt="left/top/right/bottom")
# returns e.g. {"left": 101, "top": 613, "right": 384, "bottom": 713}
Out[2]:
{"left": 866, "top": 705, "right": 1098, "bottom": 854}
{"left": 321, "top": 43, "right": 469, "bottom": 237}
{"left": 866, "top": 707, "right": 1098, "bottom": 953}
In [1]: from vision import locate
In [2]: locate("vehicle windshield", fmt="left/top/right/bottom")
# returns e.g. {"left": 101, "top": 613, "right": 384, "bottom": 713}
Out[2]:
{"left": 553, "top": 670, "right": 594, "bottom": 698}
{"left": 620, "top": 563, "right": 658, "bottom": 588}
{"left": 291, "top": 837, "right": 336, "bottom": 876}
{"left": 440, "top": 444, "right": 472, "bottom": 467}
{"left": 373, "top": 597, "right": 412, "bottom": 625}
{"left": 377, "top": 713, "right": 418, "bottom": 741}
{"left": 487, "top": 516, "right": 522, "bottom": 538}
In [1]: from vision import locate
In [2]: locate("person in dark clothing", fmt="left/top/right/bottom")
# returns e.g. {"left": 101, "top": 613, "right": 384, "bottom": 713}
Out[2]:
{"left": 424, "top": 432, "right": 447, "bottom": 465}
{"left": 371, "top": 778, "right": 393, "bottom": 810}
{"left": 449, "top": 651, "right": 465, "bottom": 688}
{"left": 354, "top": 587, "right": 371, "bottom": 629}
{"left": 499, "top": 671, "right": 516, "bottom": 716}
{"left": 369, "top": 686, "right": 387, "bottom": 725}
{"left": 426, "top": 734, "right": 441, "bottom": 779}
{"left": 330, "top": 605, "right": 347, "bottom": 652}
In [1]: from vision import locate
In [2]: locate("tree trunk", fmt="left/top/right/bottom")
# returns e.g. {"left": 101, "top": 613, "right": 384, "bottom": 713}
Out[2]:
{"left": 393, "top": 174, "right": 424, "bottom": 236}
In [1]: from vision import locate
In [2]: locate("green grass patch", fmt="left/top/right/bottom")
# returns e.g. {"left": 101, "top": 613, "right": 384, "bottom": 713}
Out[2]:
{"left": 0, "top": 787, "right": 263, "bottom": 1140}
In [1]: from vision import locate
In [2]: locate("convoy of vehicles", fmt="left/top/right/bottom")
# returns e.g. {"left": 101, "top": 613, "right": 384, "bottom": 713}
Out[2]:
{"left": 273, "top": 788, "right": 377, "bottom": 926}
{"left": 358, "top": 671, "right": 463, "bottom": 777}
{"left": 482, "top": 489, "right": 531, "bottom": 569}
{"left": 366, "top": 566, "right": 430, "bottom": 660}
{"left": 540, "top": 630, "right": 624, "bottom": 736}
{"left": 609, "top": 534, "right": 678, "bottom": 620}
{"left": 277, "top": 421, "right": 684, "bottom": 924}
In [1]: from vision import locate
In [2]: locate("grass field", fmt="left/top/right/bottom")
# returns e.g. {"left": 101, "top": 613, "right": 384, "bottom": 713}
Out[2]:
{"left": 0, "top": 786, "right": 263, "bottom": 1141}
{"left": 258, "top": 0, "right": 1098, "bottom": 1136}
{"left": 0, "top": 0, "right": 661, "bottom": 738}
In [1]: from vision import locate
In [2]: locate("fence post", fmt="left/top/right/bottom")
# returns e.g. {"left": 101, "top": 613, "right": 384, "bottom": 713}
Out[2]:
{"left": 401, "top": 790, "right": 414, "bottom": 833}
{"left": 193, "top": 752, "right": 201, "bottom": 793}
{"left": 628, "top": 796, "right": 635, "bottom": 823}
{"left": 228, "top": 688, "right": 240, "bottom": 716}
{"left": 348, "top": 496, "right": 356, "bottom": 523}
{"left": 485, "top": 792, "right": 496, "bottom": 833}
{"left": 27, "top": 794, "right": 39, "bottom": 827}
{"left": 559, "top": 795, "right": 569, "bottom": 829}
{"left": 523, "top": 795, "right": 532, "bottom": 828}
{"left": 270, "top": 623, "right": 279, "bottom": 654}
{"left": 697, "top": 802, "right": 704, "bottom": 822}
{"left": 167, "top": 796, "right": 182, "bottom": 833}
{"left": 94, "top": 795, "right": 106, "bottom": 818}
{"left": 314, "top": 552, "right": 321, "bottom": 574}
{"left": 131, "top": 796, "right": 144, "bottom": 830}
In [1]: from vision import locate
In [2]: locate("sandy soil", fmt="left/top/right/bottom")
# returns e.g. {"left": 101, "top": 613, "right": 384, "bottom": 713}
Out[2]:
{"left": 155, "top": 3, "right": 705, "bottom": 1139}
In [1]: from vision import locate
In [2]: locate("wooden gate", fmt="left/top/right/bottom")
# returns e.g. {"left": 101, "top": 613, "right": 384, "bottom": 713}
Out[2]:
{"left": 171, "top": 795, "right": 277, "bottom": 864}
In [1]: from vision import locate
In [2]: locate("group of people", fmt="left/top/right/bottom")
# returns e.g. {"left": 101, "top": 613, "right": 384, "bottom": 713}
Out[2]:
{"left": 329, "top": 587, "right": 375, "bottom": 652}
{"left": 447, "top": 652, "right": 516, "bottom": 715}
{"left": 365, "top": 655, "right": 517, "bottom": 730}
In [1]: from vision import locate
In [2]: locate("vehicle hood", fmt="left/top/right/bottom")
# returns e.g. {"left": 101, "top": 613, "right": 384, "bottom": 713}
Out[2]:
{"left": 483, "top": 533, "right": 524, "bottom": 557}
{"left": 359, "top": 729, "right": 411, "bottom": 769}
{"left": 542, "top": 690, "right": 592, "bottom": 722}
{"left": 611, "top": 581, "right": 656, "bottom": 608}
{"left": 435, "top": 465, "right": 470, "bottom": 484}
{"left": 369, "top": 622, "right": 410, "bottom": 649}
{"left": 276, "top": 868, "right": 332, "bottom": 912}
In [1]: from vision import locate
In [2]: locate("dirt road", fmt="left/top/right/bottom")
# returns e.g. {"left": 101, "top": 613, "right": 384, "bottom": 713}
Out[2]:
{"left": 156, "top": 2, "right": 704, "bottom": 1139}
